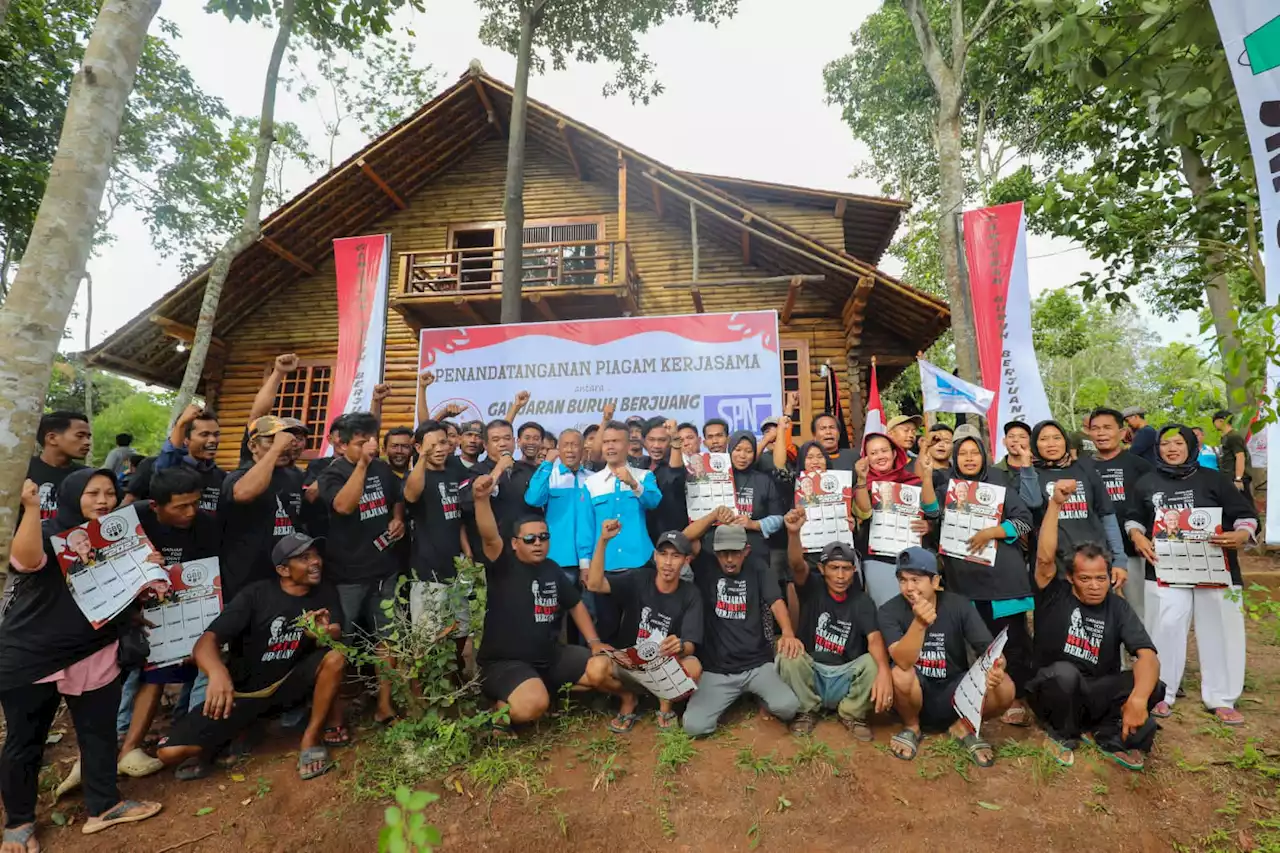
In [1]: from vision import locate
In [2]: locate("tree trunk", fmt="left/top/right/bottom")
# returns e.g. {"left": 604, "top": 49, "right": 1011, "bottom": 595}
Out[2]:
{"left": 934, "top": 88, "right": 980, "bottom": 384}
{"left": 83, "top": 270, "right": 93, "bottom": 458}
{"left": 499, "top": 7, "right": 535, "bottom": 325}
{"left": 1179, "top": 145, "right": 1249, "bottom": 409}
{"left": 0, "top": 0, "right": 159, "bottom": 562}
{"left": 0, "top": 0, "right": 10, "bottom": 30}
{"left": 168, "top": 0, "right": 296, "bottom": 420}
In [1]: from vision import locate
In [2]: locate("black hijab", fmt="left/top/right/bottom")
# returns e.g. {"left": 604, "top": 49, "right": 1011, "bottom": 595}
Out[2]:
{"left": 950, "top": 436, "right": 990, "bottom": 482}
{"left": 1031, "top": 420, "right": 1072, "bottom": 469}
{"left": 1155, "top": 424, "right": 1200, "bottom": 480}
{"left": 43, "top": 467, "right": 120, "bottom": 538}
{"left": 729, "top": 430, "right": 757, "bottom": 473}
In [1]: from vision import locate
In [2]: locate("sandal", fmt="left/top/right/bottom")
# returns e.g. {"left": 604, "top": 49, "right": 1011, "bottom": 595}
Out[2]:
{"left": 174, "top": 757, "right": 213, "bottom": 782}
{"left": 81, "top": 800, "right": 162, "bottom": 835}
{"left": 890, "top": 729, "right": 921, "bottom": 761}
{"left": 297, "top": 745, "right": 334, "bottom": 781}
{"left": 323, "top": 725, "right": 352, "bottom": 747}
{"left": 1000, "top": 704, "right": 1031, "bottom": 727}
{"left": 608, "top": 712, "right": 640, "bottom": 734}
{"left": 789, "top": 712, "right": 816, "bottom": 736}
{"left": 1212, "top": 707, "right": 1245, "bottom": 726}
{"left": 959, "top": 733, "right": 995, "bottom": 768}
{"left": 655, "top": 710, "right": 678, "bottom": 730}
{"left": 1151, "top": 701, "right": 1173, "bottom": 718}
{"left": 841, "top": 717, "right": 873, "bottom": 742}
{"left": 1, "top": 823, "right": 38, "bottom": 853}
{"left": 1045, "top": 735, "right": 1075, "bottom": 767}
{"left": 117, "top": 748, "right": 164, "bottom": 778}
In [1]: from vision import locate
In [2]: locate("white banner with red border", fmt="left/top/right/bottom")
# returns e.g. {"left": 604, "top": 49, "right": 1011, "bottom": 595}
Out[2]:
{"left": 963, "top": 202, "right": 1053, "bottom": 458}
{"left": 326, "top": 233, "right": 391, "bottom": 455}
{"left": 416, "top": 311, "right": 782, "bottom": 435}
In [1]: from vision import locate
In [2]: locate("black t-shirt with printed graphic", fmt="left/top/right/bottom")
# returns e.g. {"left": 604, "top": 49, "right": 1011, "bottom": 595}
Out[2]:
{"left": 878, "top": 591, "right": 992, "bottom": 684}
{"left": 300, "top": 458, "right": 333, "bottom": 541}
{"left": 24, "top": 456, "right": 86, "bottom": 525}
{"left": 135, "top": 502, "right": 222, "bottom": 566}
{"left": 479, "top": 549, "right": 581, "bottom": 668}
{"left": 730, "top": 467, "right": 786, "bottom": 554}
{"left": 128, "top": 456, "right": 226, "bottom": 515}
{"left": 1033, "top": 462, "right": 1113, "bottom": 565}
{"left": 1091, "top": 451, "right": 1154, "bottom": 558}
{"left": 1033, "top": 578, "right": 1153, "bottom": 677}
{"left": 691, "top": 549, "right": 778, "bottom": 675}
{"left": 218, "top": 466, "right": 305, "bottom": 600}
{"left": 408, "top": 467, "right": 464, "bottom": 582}
{"left": 316, "top": 457, "right": 403, "bottom": 585}
{"left": 608, "top": 565, "right": 704, "bottom": 652}
{"left": 796, "top": 575, "right": 879, "bottom": 665}
{"left": 1219, "top": 431, "right": 1252, "bottom": 481}
{"left": 207, "top": 579, "right": 344, "bottom": 693}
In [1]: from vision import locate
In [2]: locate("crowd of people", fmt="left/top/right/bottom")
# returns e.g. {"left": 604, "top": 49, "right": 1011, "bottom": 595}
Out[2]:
{"left": 0, "top": 353, "right": 1262, "bottom": 850}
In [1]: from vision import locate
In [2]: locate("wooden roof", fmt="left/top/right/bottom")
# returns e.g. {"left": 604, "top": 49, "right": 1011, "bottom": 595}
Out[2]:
{"left": 88, "top": 68, "right": 948, "bottom": 388}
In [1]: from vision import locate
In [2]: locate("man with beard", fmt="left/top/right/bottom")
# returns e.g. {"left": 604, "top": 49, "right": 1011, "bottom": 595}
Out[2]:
{"left": 382, "top": 428, "right": 415, "bottom": 480}
{"left": 1088, "top": 407, "right": 1154, "bottom": 621}
{"left": 456, "top": 420, "right": 486, "bottom": 470}
{"left": 702, "top": 418, "right": 730, "bottom": 455}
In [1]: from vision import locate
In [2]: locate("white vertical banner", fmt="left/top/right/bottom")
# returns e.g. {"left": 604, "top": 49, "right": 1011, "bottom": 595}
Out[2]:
{"left": 1208, "top": 4, "right": 1280, "bottom": 541}
{"left": 326, "top": 233, "right": 391, "bottom": 456}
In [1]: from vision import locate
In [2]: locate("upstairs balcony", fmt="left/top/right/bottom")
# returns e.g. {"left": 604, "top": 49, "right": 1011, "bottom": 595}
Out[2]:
{"left": 391, "top": 239, "right": 638, "bottom": 327}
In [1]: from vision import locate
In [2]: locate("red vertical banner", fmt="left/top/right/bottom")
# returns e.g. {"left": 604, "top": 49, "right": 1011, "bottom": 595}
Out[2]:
{"left": 327, "top": 234, "right": 390, "bottom": 455}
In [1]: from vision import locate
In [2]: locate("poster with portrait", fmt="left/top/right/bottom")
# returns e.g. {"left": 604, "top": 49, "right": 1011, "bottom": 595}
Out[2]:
{"left": 795, "top": 470, "right": 854, "bottom": 552}
{"left": 607, "top": 641, "right": 698, "bottom": 701}
{"left": 1152, "top": 506, "right": 1230, "bottom": 587}
{"left": 867, "top": 482, "right": 923, "bottom": 557}
{"left": 143, "top": 558, "right": 224, "bottom": 669}
{"left": 951, "top": 627, "right": 1009, "bottom": 737}
{"left": 50, "top": 505, "right": 169, "bottom": 629}
{"left": 685, "top": 452, "right": 735, "bottom": 520}
{"left": 938, "top": 480, "right": 1005, "bottom": 567}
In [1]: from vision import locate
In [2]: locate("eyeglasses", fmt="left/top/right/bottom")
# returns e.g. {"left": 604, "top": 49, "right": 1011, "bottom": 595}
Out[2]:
{"left": 518, "top": 532, "right": 551, "bottom": 544}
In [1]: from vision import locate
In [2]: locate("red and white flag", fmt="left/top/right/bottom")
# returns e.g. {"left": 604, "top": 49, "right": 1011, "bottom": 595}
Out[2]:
{"left": 326, "top": 233, "right": 391, "bottom": 456}
{"left": 865, "top": 359, "right": 885, "bottom": 436}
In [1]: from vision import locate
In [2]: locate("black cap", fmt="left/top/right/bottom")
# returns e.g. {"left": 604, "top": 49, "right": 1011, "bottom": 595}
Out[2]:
{"left": 460, "top": 419, "right": 484, "bottom": 435}
{"left": 1213, "top": 409, "right": 1232, "bottom": 422}
{"left": 895, "top": 546, "right": 939, "bottom": 576}
{"left": 654, "top": 531, "right": 693, "bottom": 555}
{"left": 820, "top": 541, "right": 858, "bottom": 564}
{"left": 1002, "top": 420, "right": 1030, "bottom": 436}
{"left": 271, "top": 532, "right": 324, "bottom": 566}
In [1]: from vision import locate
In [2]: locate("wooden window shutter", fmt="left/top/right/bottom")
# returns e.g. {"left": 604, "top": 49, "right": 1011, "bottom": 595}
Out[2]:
{"left": 268, "top": 361, "right": 334, "bottom": 459}
{"left": 779, "top": 339, "right": 813, "bottom": 443}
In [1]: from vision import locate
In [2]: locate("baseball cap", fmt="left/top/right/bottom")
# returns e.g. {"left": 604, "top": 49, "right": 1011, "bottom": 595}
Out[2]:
{"left": 1120, "top": 406, "right": 1145, "bottom": 419}
{"left": 712, "top": 524, "right": 748, "bottom": 551}
{"left": 1002, "top": 420, "right": 1030, "bottom": 436}
{"left": 895, "top": 546, "right": 939, "bottom": 576}
{"left": 460, "top": 419, "right": 484, "bottom": 436}
{"left": 249, "top": 415, "right": 308, "bottom": 441}
{"left": 271, "top": 532, "right": 324, "bottom": 565}
{"left": 1213, "top": 409, "right": 1232, "bottom": 422}
{"left": 820, "top": 541, "right": 858, "bottom": 564}
{"left": 953, "top": 424, "right": 982, "bottom": 443}
{"left": 655, "top": 531, "right": 693, "bottom": 555}
{"left": 761, "top": 417, "right": 779, "bottom": 430}
{"left": 887, "top": 415, "right": 923, "bottom": 431}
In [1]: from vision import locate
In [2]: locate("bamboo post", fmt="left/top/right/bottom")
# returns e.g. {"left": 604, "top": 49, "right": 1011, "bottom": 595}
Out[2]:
{"left": 616, "top": 150, "right": 627, "bottom": 284}
{"left": 917, "top": 350, "right": 933, "bottom": 432}
{"left": 690, "top": 201, "right": 699, "bottom": 282}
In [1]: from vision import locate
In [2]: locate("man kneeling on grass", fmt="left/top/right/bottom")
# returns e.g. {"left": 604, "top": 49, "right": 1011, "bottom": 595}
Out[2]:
{"left": 879, "top": 547, "right": 1014, "bottom": 767}
{"left": 779, "top": 508, "right": 892, "bottom": 740}
{"left": 585, "top": 522, "right": 704, "bottom": 731}
{"left": 1029, "top": 479, "right": 1162, "bottom": 770}
{"left": 471, "top": 474, "right": 632, "bottom": 731}
{"left": 158, "top": 533, "right": 347, "bottom": 782}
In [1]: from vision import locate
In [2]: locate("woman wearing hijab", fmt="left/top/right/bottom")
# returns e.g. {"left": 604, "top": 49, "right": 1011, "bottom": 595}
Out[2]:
{"left": 919, "top": 434, "right": 1036, "bottom": 724}
{"left": 1029, "top": 420, "right": 1128, "bottom": 583}
{"left": 771, "top": 425, "right": 842, "bottom": 622}
{"left": 0, "top": 470, "right": 162, "bottom": 849}
{"left": 727, "top": 430, "right": 786, "bottom": 557}
{"left": 1129, "top": 425, "right": 1257, "bottom": 724}
{"left": 852, "top": 432, "right": 927, "bottom": 606}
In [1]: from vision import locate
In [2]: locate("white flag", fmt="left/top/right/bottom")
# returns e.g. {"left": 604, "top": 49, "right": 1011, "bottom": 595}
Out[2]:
{"left": 919, "top": 358, "right": 995, "bottom": 417}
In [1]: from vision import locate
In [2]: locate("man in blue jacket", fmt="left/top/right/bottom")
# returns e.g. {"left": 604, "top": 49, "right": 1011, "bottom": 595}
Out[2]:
{"left": 525, "top": 428, "right": 596, "bottom": 632}
{"left": 585, "top": 420, "right": 663, "bottom": 643}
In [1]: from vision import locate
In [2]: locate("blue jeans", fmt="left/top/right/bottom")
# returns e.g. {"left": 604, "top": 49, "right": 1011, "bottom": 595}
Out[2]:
{"left": 116, "top": 669, "right": 141, "bottom": 737}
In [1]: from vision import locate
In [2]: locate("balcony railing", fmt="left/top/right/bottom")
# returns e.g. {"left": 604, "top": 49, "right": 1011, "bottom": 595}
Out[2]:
{"left": 399, "top": 240, "right": 627, "bottom": 295}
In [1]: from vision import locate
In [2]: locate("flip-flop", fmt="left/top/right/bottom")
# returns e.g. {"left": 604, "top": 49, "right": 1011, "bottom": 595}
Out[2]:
{"left": 1212, "top": 707, "right": 1245, "bottom": 726}
{"left": 655, "top": 710, "right": 678, "bottom": 729}
{"left": 174, "top": 757, "right": 213, "bottom": 782}
{"left": 890, "top": 729, "right": 921, "bottom": 761}
{"left": 959, "top": 733, "right": 995, "bottom": 768}
{"left": 608, "top": 712, "right": 640, "bottom": 734}
{"left": 1082, "top": 734, "right": 1145, "bottom": 771}
{"left": 80, "top": 800, "right": 162, "bottom": 835}
{"left": 1000, "top": 705, "right": 1031, "bottom": 727}
{"left": 297, "top": 745, "right": 334, "bottom": 781}
{"left": 1151, "top": 701, "right": 1173, "bottom": 718}
{"left": 323, "top": 725, "right": 352, "bottom": 747}
{"left": 1045, "top": 735, "right": 1075, "bottom": 767}
{"left": 1, "top": 823, "right": 38, "bottom": 852}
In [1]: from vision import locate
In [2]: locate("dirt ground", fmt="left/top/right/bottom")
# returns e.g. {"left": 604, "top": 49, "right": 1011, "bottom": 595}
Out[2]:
{"left": 25, "top": 552, "right": 1280, "bottom": 853}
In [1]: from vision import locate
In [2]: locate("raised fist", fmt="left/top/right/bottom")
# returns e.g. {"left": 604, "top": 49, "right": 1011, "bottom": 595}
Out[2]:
{"left": 418, "top": 369, "right": 436, "bottom": 387}
{"left": 472, "top": 475, "right": 495, "bottom": 500}
{"left": 515, "top": 390, "right": 531, "bottom": 407}
{"left": 1052, "top": 479, "right": 1077, "bottom": 506}
{"left": 601, "top": 519, "right": 622, "bottom": 540}
{"left": 274, "top": 353, "right": 299, "bottom": 374}
{"left": 372, "top": 383, "right": 391, "bottom": 403}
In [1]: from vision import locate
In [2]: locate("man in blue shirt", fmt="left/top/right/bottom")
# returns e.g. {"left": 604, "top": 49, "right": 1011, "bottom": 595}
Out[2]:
{"left": 526, "top": 428, "right": 596, "bottom": 633}
{"left": 584, "top": 421, "right": 662, "bottom": 643}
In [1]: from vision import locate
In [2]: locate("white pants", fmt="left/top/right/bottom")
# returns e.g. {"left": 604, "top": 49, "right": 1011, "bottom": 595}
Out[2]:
{"left": 1123, "top": 557, "right": 1145, "bottom": 624}
{"left": 1144, "top": 581, "right": 1245, "bottom": 709}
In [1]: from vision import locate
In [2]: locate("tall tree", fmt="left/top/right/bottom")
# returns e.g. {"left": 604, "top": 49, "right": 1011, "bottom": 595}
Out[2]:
{"left": 474, "top": 0, "right": 740, "bottom": 324}
{"left": 0, "top": 0, "right": 160, "bottom": 554}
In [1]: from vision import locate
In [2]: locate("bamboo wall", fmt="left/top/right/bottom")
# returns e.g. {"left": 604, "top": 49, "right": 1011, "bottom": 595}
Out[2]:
{"left": 214, "top": 136, "right": 858, "bottom": 469}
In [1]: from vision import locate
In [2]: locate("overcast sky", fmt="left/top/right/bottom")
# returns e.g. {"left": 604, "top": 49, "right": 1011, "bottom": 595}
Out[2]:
{"left": 74, "top": 0, "right": 1198, "bottom": 361}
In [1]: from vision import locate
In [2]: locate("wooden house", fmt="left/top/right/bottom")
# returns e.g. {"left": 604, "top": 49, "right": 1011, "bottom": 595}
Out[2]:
{"left": 89, "top": 68, "right": 950, "bottom": 470}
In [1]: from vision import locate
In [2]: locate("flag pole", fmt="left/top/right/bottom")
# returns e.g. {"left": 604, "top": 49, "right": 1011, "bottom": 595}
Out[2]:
{"left": 917, "top": 351, "right": 933, "bottom": 432}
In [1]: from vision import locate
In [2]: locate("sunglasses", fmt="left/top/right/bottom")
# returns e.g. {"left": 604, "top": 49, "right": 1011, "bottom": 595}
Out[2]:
{"left": 518, "top": 532, "right": 551, "bottom": 544}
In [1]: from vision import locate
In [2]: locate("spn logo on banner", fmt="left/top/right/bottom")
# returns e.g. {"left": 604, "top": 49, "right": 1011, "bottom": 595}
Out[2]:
{"left": 327, "top": 234, "right": 391, "bottom": 456}
{"left": 962, "top": 202, "right": 1052, "bottom": 458}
